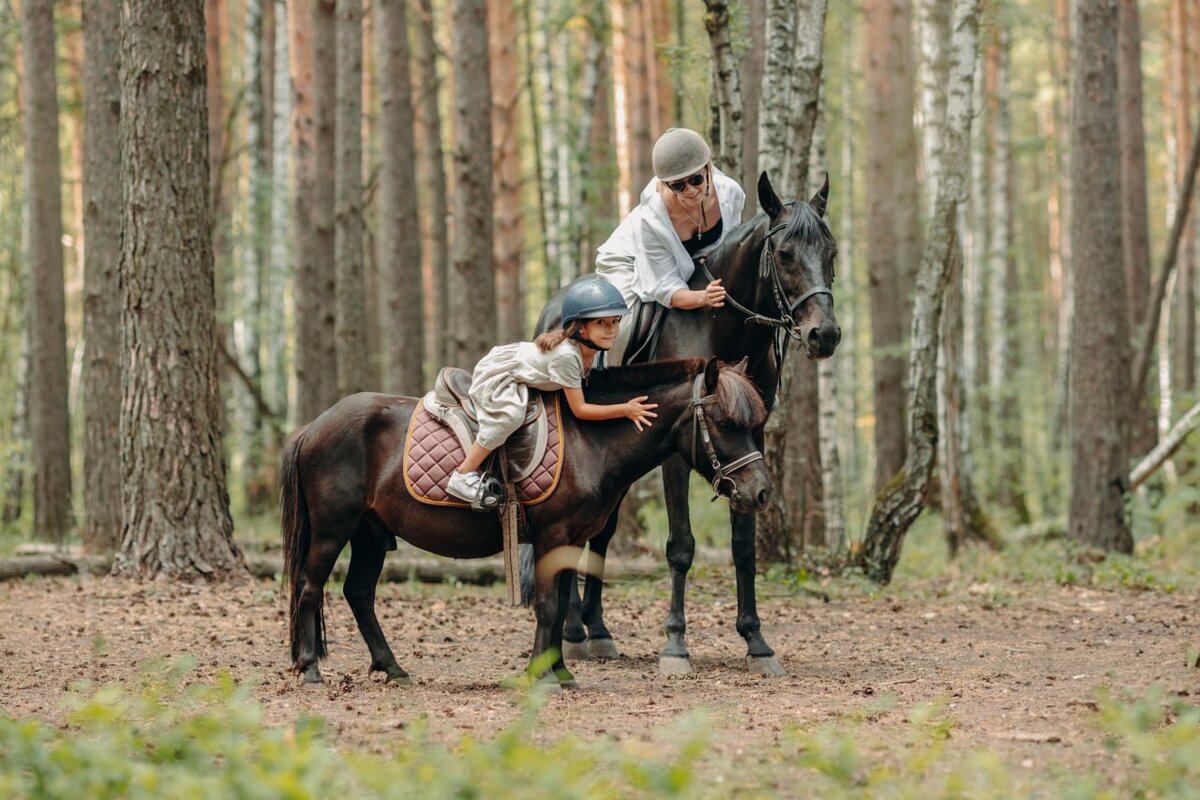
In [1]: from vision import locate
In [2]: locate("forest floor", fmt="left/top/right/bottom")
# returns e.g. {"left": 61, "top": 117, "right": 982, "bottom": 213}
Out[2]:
{"left": 2, "top": 544, "right": 1197, "bottom": 792}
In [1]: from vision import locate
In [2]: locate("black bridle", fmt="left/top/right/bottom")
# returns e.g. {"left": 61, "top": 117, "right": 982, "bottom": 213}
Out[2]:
{"left": 688, "top": 373, "right": 764, "bottom": 497}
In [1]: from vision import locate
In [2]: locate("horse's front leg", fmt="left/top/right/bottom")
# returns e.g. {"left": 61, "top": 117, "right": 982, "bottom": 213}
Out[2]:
{"left": 529, "top": 554, "right": 578, "bottom": 690}
{"left": 731, "top": 509, "right": 785, "bottom": 675}
{"left": 659, "top": 455, "right": 695, "bottom": 674}
{"left": 344, "top": 529, "right": 410, "bottom": 684}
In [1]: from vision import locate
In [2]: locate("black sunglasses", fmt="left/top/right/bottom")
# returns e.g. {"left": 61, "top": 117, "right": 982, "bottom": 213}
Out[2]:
{"left": 666, "top": 172, "right": 707, "bottom": 193}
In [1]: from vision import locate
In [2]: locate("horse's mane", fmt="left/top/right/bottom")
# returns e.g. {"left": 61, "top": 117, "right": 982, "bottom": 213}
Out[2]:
{"left": 705, "top": 201, "right": 835, "bottom": 273}
{"left": 584, "top": 358, "right": 767, "bottom": 428}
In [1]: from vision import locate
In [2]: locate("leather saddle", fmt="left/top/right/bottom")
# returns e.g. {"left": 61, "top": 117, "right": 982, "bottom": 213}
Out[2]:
{"left": 422, "top": 367, "right": 550, "bottom": 482}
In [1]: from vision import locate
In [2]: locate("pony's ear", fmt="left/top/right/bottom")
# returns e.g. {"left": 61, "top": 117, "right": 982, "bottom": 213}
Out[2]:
{"left": 758, "top": 172, "right": 784, "bottom": 218}
{"left": 704, "top": 356, "right": 721, "bottom": 394}
{"left": 810, "top": 174, "right": 830, "bottom": 218}
{"left": 731, "top": 356, "right": 750, "bottom": 374}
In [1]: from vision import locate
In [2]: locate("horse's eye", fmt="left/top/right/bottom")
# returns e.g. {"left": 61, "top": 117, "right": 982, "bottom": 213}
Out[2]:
{"left": 715, "top": 420, "right": 732, "bottom": 431}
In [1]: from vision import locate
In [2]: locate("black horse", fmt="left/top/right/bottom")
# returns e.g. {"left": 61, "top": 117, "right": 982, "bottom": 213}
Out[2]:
{"left": 281, "top": 358, "right": 771, "bottom": 688}
{"left": 535, "top": 171, "right": 840, "bottom": 675}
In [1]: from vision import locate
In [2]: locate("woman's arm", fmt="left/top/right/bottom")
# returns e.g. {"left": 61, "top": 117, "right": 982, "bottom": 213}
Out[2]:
{"left": 563, "top": 388, "right": 658, "bottom": 431}
{"left": 670, "top": 280, "right": 726, "bottom": 309}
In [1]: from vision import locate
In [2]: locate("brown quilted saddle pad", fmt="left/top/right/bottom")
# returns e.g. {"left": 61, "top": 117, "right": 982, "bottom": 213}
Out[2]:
{"left": 403, "top": 392, "right": 564, "bottom": 507}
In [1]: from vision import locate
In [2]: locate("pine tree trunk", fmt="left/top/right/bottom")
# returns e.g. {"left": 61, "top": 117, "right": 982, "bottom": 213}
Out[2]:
{"left": 377, "top": 0, "right": 424, "bottom": 395}
{"left": 627, "top": 0, "right": 653, "bottom": 185}
{"left": 413, "top": 0, "right": 449, "bottom": 368}
{"left": 313, "top": 0, "right": 340, "bottom": 403}
{"left": 82, "top": 0, "right": 122, "bottom": 552}
{"left": 1170, "top": 0, "right": 1195, "bottom": 401}
{"left": 115, "top": 0, "right": 244, "bottom": 578}
{"left": 489, "top": 0, "right": 523, "bottom": 343}
{"left": 1050, "top": 0, "right": 1074, "bottom": 462}
{"left": 334, "top": 0, "right": 367, "bottom": 395}
{"left": 702, "top": 0, "right": 745, "bottom": 182}
{"left": 21, "top": 0, "right": 73, "bottom": 542}
{"left": 860, "top": 0, "right": 980, "bottom": 584}
{"left": 267, "top": 0, "right": 291, "bottom": 421}
{"left": 575, "top": 17, "right": 608, "bottom": 275}
{"left": 448, "top": 0, "right": 495, "bottom": 368}
{"left": 1067, "top": 0, "right": 1132, "bottom": 554}
{"left": 739, "top": 0, "right": 765, "bottom": 215}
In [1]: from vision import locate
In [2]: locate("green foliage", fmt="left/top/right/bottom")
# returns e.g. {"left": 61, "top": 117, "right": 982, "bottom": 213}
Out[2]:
{"left": 0, "top": 659, "right": 708, "bottom": 800}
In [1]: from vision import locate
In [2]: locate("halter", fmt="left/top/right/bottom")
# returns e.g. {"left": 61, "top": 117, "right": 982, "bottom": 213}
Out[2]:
{"left": 689, "top": 373, "right": 764, "bottom": 497}
{"left": 699, "top": 208, "right": 833, "bottom": 340}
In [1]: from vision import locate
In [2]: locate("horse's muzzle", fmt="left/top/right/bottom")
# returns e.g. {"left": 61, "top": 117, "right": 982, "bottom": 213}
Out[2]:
{"left": 804, "top": 323, "right": 841, "bottom": 359}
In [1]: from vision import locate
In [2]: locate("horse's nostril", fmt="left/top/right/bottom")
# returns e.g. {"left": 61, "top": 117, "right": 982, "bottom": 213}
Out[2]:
{"left": 757, "top": 489, "right": 770, "bottom": 506}
{"left": 833, "top": 327, "right": 842, "bottom": 346}
{"left": 807, "top": 328, "right": 822, "bottom": 348}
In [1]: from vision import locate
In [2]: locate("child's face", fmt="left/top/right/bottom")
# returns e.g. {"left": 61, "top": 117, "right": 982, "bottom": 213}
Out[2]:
{"left": 581, "top": 316, "right": 621, "bottom": 351}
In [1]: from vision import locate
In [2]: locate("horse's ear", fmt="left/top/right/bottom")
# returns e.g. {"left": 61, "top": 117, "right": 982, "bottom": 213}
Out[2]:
{"left": 810, "top": 174, "right": 830, "bottom": 218}
{"left": 732, "top": 356, "right": 750, "bottom": 374}
{"left": 758, "top": 171, "right": 784, "bottom": 218}
{"left": 704, "top": 356, "right": 721, "bottom": 394}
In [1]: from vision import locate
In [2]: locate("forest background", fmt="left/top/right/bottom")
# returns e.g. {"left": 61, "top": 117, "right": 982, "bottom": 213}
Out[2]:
{"left": 1, "top": 0, "right": 1198, "bottom": 579}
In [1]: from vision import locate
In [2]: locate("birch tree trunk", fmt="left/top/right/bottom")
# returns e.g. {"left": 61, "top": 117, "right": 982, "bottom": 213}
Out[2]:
{"left": 116, "top": 0, "right": 244, "bottom": 578}
{"left": 489, "top": 0, "right": 523, "bottom": 343}
{"left": 21, "top": 0, "right": 73, "bottom": 541}
{"left": 334, "top": 0, "right": 367, "bottom": 395}
{"left": 533, "top": 0, "right": 562, "bottom": 286}
{"left": 782, "top": 0, "right": 828, "bottom": 196}
{"left": 82, "top": 0, "right": 122, "bottom": 552}
{"left": 1050, "top": 0, "right": 1074, "bottom": 461}
{"left": 448, "top": 0, "right": 496, "bottom": 368}
{"left": 267, "top": 0, "right": 291, "bottom": 421}
{"left": 702, "top": 0, "right": 744, "bottom": 181}
{"left": 739, "top": 0, "right": 765, "bottom": 215}
{"left": 756, "top": 0, "right": 795, "bottom": 180}
{"left": 860, "top": 0, "right": 980, "bottom": 584}
{"left": 413, "top": 0, "right": 449, "bottom": 367}
{"left": 1067, "top": 0, "right": 1132, "bottom": 553}
{"left": 377, "top": 0, "right": 423, "bottom": 394}
{"left": 1170, "top": 0, "right": 1195, "bottom": 402}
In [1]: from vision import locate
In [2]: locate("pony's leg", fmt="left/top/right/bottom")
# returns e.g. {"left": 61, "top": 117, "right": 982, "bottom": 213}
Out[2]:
{"left": 659, "top": 455, "right": 695, "bottom": 674}
{"left": 294, "top": 536, "right": 345, "bottom": 684}
{"left": 343, "top": 531, "right": 410, "bottom": 684}
{"left": 731, "top": 509, "right": 785, "bottom": 675}
{"left": 561, "top": 573, "right": 587, "bottom": 660}
{"left": 579, "top": 510, "right": 620, "bottom": 659}
{"left": 529, "top": 558, "right": 577, "bottom": 690}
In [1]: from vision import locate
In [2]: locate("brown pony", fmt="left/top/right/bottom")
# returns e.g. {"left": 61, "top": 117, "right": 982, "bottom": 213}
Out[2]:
{"left": 281, "top": 357, "right": 771, "bottom": 688}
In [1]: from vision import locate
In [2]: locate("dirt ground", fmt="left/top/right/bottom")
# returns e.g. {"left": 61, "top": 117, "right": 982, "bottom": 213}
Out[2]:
{"left": 1, "top": 567, "right": 1196, "bottom": 780}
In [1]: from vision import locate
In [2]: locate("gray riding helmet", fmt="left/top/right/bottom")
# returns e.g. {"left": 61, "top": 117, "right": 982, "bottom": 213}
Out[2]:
{"left": 652, "top": 128, "right": 711, "bottom": 182}
{"left": 561, "top": 277, "right": 629, "bottom": 326}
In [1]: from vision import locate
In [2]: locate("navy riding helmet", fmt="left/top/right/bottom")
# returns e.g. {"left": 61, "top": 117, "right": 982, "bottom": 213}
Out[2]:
{"left": 561, "top": 277, "right": 629, "bottom": 326}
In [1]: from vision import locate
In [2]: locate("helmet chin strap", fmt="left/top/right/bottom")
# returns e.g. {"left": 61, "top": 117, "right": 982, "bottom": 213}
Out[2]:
{"left": 569, "top": 331, "right": 610, "bottom": 352}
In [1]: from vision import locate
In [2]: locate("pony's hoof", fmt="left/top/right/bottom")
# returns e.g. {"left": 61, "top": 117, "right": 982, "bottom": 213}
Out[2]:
{"left": 385, "top": 670, "right": 412, "bottom": 685}
{"left": 558, "top": 678, "right": 579, "bottom": 691}
{"left": 562, "top": 640, "right": 589, "bottom": 661}
{"left": 299, "top": 668, "right": 324, "bottom": 685}
{"left": 658, "top": 655, "right": 694, "bottom": 675}
{"left": 746, "top": 655, "right": 786, "bottom": 676}
{"left": 586, "top": 637, "right": 620, "bottom": 660}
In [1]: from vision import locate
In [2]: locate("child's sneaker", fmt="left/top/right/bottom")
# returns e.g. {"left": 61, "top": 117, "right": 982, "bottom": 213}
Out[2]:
{"left": 447, "top": 470, "right": 487, "bottom": 508}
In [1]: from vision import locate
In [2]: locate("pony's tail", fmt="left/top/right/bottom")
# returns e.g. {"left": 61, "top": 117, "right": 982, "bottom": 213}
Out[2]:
{"left": 280, "top": 425, "right": 325, "bottom": 662}
{"left": 518, "top": 542, "right": 536, "bottom": 606}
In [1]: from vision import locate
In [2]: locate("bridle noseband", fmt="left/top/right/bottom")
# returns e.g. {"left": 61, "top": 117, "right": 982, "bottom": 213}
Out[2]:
{"left": 689, "top": 373, "right": 764, "bottom": 497}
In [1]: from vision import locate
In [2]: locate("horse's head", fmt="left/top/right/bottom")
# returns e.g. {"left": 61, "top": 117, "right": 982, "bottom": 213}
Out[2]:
{"left": 758, "top": 172, "right": 841, "bottom": 359}
{"left": 674, "top": 357, "right": 773, "bottom": 513}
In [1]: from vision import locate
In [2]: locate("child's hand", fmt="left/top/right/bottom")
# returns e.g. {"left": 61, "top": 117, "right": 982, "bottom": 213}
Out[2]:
{"left": 624, "top": 396, "right": 659, "bottom": 431}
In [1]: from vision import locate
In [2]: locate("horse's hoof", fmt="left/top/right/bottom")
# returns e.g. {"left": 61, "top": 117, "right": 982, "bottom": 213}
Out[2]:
{"left": 558, "top": 678, "right": 579, "bottom": 691}
{"left": 385, "top": 670, "right": 412, "bottom": 685}
{"left": 300, "top": 669, "right": 324, "bottom": 685}
{"left": 658, "top": 655, "right": 694, "bottom": 675}
{"left": 535, "top": 674, "right": 564, "bottom": 694}
{"left": 746, "top": 655, "right": 786, "bottom": 676}
{"left": 586, "top": 637, "right": 620, "bottom": 660}
{"left": 562, "top": 640, "right": 589, "bottom": 661}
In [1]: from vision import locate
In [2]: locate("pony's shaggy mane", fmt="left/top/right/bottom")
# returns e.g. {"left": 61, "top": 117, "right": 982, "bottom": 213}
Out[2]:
{"left": 584, "top": 358, "right": 768, "bottom": 429}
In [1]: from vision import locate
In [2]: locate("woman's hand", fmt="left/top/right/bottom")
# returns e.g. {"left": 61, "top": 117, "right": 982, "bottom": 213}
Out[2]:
{"left": 703, "top": 279, "right": 726, "bottom": 308}
{"left": 624, "top": 395, "right": 659, "bottom": 431}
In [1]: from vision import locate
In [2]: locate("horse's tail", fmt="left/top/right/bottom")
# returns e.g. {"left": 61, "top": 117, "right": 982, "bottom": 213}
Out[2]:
{"left": 280, "top": 425, "right": 325, "bottom": 661}
{"left": 518, "top": 542, "right": 536, "bottom": 606}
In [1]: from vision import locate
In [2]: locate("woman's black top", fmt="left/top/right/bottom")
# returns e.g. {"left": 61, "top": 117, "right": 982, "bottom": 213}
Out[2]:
{"left": 681, "top": 216, "right": 723, "bottom": 256}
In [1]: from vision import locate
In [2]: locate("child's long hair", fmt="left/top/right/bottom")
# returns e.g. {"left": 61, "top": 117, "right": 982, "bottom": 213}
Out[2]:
{"left": 534, "top": 320, "right": 582, "bottom": 352}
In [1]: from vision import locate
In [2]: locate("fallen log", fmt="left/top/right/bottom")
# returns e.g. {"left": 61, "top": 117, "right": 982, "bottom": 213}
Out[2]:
{"left": 0, "top": 552, "right": 665, "bottom": 584}
{"left": 1129, "top": 398, "right": 1200, "bottom": 490}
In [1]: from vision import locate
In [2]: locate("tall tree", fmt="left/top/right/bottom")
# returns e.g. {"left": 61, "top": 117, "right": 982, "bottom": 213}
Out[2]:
{"left": 864, "top": 0, "right": 921, "bottom": 491}
{"left": 448, "top": 0, "right": 495, "bottom": 367}
{"left": 1169, "top": 0, "right": 1194, "bottom": 402}
{"left": 414, "top": 0, "right": 449, "bottom": 367}
{"left": 1068, "top": 0, "right": 1132, "bottom": 553}
{"left": 860, "top": 0, "right": 980, "bottom": 583}
{"left": 21, "top": 0, "right": 73, "bottom": 541}
{"left": 489, "top": 0, "right": 523, "bottom": 343}
{"left": 115, "top": 0, "right": 244, "bottom": 577}
{"left": 82, "top": 0, "right": 122, "bottom": 552}
{"left": 266, "top": 0, "right": 291, "bottom": 420}
{"left": 335, "top": 0, "right": 367, "bottom": 394}
{"left": 313, "top": 0, "right": 339, "bottom": 406}
{"left": 703, "top": 0, "right": 745, "bottom": 182}
{"left": 377, "top": 0, "right": 423, "bottom": 394}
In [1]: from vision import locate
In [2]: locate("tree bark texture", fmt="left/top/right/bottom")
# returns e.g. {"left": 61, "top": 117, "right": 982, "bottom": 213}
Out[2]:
{"left": 82, "top": 0, "right": 122, "bottom": 552}
{"left": 626, "top": 0, "right": 653, "bottom": 187}
{"left": 489, "top": 0, "right": 523, "bottom": 343}
{"left": 1067, "top": 0, "right": 1132, "bottom": 554}
{"left": 1170, "top": 0, "right": 1194, "bottom": 400}
{"left": 313, "top": 0, "right": 340, "bottom": 406}
{"left": 864, "top": 0, "right": 920, "bottom": 492}
{"left": 756, "top": 0, "right": 795, "bottom": 181}
{"left": 377, "top": 0, "right": 424, "bottom": 395}
{"left": 334, "top": 0, "right": 368, "bottom": 395}
{"left": 783, "top": 0, "right": 828, "bottom": 197}
{"left": 703, "top": 0, "right": 744, "bottom": 182}
{"left": 267, "top": 0, "right": 291, "bottom": 420}
{"left": 448, "top": 0, "right": 496, "bottom": 368}
{"left": 739, "top": 0, "right": 765, "bottom": 215}
{"left": 860, "top": 0, "right": 979, "bottom": 584}
{"left": 21, "top": 0, "right": 73, "bottom": 541}
{"left": 413, "top": 0, "right": 449, "bottom": 367}
{"left": 116, "top": 0, "right": 244, "bottom": 578}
